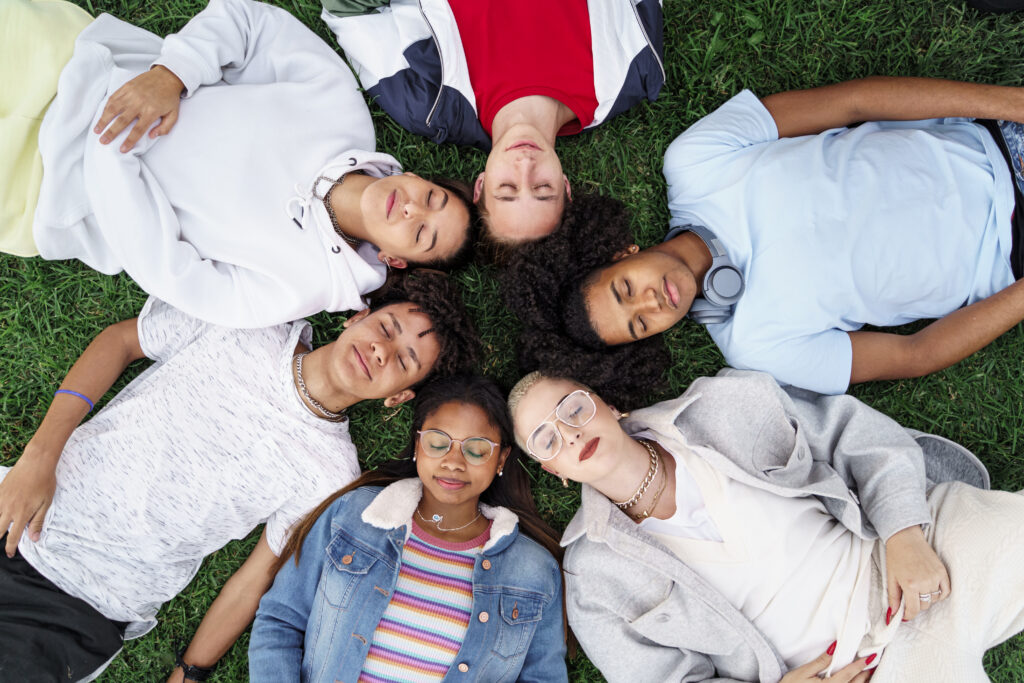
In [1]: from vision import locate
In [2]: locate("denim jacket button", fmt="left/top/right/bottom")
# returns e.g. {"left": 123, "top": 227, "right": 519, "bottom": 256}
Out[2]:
{"left": 478, "top": 611, "right": 489, "bottom": 623}
{"left": 481, "top": 559, "right": 492, "bottom": 570}
{"left": 341, "top": 554, "right": 353, "bottom": 565}
{"left": 458, "top": 663, "right": 469, "bottom": 673}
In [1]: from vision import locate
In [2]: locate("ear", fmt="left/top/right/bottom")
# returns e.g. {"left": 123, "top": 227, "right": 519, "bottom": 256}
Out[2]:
{"left": 563, "top": 174, "right": 572, "bottom": 201}
{"left": 473, "top": 173, "right": 485, "bottom": 203}
{"left": 342, "top": 308, "right": 371, "bottom": 329}
{"left": 377, "top": 252, "right": 408, "bottom": 269}
{"left": 611, "top": 244, "right": 640, "bottom": 261}
{"left": 609, "top": 405, "right": 623, "bottom": 420}
{"left": 383, "top": 389, "right": 415, "bottom": 408}
{"left": 540, "top": 464, "right": 559, "bottom": 476}
{"left": 404, "top": 171, "right": 420, "bottom": 179}
{"left": 497, "top": 445, "right": 512, "bottom": 472}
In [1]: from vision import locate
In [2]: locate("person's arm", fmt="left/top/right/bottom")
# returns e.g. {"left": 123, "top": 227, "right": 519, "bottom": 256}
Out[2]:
{"left": 98, "top": 0, "right": 342, "bottom": 151}
{"left": 166, "top": 531, "right": 279, "bottom": 683}
{"left": 761, "top": 76, "right": 1024, "bottom": 138}
{"left": 0, "top": 319, "right": 144, "bottom": 556}
{"left": 248, "top": 501, "right": 340, "bottom": 682}
{"left": 848, "top": 276, "right": 1024, "bottom": 385}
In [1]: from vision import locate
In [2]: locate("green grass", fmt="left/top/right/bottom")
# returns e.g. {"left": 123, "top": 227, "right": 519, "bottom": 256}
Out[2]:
{"left": 2, "top": 0, "right": 1023, "bottom": 680}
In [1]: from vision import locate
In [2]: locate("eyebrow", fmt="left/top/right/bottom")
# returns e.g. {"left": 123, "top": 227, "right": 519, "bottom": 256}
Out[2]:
{"left": 389, "top": 312, "right": 402, "bottom": 335}
{"left": 408, "top": 346, "right": 422, "bottom": 371}
{"left": 440, "top": 191, "right": 448, "bottom": 209}
{"left": 427, "top": 230, "right": 438, "bottom": 252}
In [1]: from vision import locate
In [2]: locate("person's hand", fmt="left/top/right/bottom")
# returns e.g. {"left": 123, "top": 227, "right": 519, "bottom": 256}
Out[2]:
{"left": 780, "top": 644, "right": 876, "bottom": 682}
{"left": 94, "top": 65, "right": 185, "bottom": 153}
{"left": 885, "top": 524, "right": 950, "bottom": 622}
{"left": 0, "top": 446, "right": 59, "bottom": 557}
{"left": 165, "top": 665, "right": 185, "bottom": 683}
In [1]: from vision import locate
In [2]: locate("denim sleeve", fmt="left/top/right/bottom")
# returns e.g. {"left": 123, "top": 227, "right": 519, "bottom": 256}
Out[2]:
{"left": 249, "top": 502, "right": 338, "bottom": 681}
{"left": 517, "top": 562, "right": 568, "bottom": 683}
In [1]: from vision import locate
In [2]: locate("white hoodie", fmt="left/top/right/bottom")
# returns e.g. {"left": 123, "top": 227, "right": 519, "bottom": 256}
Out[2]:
{"left": 34, "top": 0, "right": 394, "bottom": 327}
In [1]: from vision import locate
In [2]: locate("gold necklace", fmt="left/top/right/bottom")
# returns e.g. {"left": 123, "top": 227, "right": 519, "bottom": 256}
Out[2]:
{"left": 630, "top": 450, "right": 667, "bottom": 521}
{"left": 614, "top": 439, "right": 659, "bottom": 509}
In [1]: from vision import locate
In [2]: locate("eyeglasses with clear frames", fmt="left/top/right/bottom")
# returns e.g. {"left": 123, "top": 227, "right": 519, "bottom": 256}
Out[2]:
{"left": 526, "top": 390, "right": 597, "bottom": 461}
{"left": 417, "top": 429, "right": 500, "bottom": 466}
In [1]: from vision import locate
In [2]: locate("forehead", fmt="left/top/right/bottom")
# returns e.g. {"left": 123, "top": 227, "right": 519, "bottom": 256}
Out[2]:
{"left": 486, "top": 199, "right": 564, "bottom": 242}
{"left": 422, "top": 401, "right": 500, "bottom": 439}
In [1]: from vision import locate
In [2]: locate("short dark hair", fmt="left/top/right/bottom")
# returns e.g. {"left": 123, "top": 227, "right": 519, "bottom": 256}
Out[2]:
{"left": 407, "top": 177, "right": 479, "bottom": 271}
{"left": 370, "top": 269, "right": 481, "bottom": 381}
{"left": 499, "top": 194, "right": 669, "bottom": 409}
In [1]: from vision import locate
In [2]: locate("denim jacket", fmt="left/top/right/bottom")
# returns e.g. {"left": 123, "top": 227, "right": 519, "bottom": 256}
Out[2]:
{"left": 249, "top": 478, "right": 567, "bottom": 682}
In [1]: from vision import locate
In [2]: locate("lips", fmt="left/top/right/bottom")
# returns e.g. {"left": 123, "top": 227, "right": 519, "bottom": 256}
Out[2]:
{"left": 385, "top": 190, "right": 396, "bottom": 220}
{"left": 664, "top": 276, "right": 680, "bottom": 309}
{"left": 435, "top": 477, "right": 468, "bottom": 490}
{"left": 579, "top": 437, "right": 600, "bottom": 462}
{"left": 353, "top": 347, "right": 371, "bottom": 380}
{"left": 506, "top": 140, "right": 542, "bottom": 152}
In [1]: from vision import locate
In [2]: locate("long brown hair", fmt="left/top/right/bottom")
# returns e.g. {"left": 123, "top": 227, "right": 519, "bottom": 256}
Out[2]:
{"left": 274, "top": 375, "right": 563, "bottom": 572}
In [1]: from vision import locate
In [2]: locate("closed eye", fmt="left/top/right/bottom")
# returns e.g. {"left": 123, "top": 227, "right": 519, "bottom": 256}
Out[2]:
{"left": 416, "top": 224, "right": 424, "bottom": 244}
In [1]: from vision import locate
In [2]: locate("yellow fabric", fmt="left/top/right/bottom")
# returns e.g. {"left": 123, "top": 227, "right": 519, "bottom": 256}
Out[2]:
{"left": 0, "top": 0, "right": 92, "bottom": 256}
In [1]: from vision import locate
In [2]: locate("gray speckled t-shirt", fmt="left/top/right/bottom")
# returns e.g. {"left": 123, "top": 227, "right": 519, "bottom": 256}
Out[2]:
{"left": 2, "top": 298, "right": 360, "bottom": 638}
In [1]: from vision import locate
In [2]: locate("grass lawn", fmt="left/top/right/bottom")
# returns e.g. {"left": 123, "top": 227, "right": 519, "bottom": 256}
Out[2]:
{"left": 2, "top": 0, "right": 1024, "bottom": 680}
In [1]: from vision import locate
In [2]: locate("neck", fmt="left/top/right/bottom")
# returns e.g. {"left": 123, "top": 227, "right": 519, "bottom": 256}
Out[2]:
{"left": 590, "top": 438, "right": 677, "bottom": 522}
{"left": 296, "top": 344, "right": 360, "bottom": 415}
{"left": 657, "top": 231, "right": 714, "bottom": 284}
{"left": 490, "top": 95, "right": 575, "bottom": 144}
{"left": 327, "top": 172, "right": 376, "bottom": 243}
{"left": 417, "top": 490, "right": 486, "bottom": 541}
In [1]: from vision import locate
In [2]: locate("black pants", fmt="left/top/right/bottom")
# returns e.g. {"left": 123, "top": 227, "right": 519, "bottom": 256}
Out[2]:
{"left": 0, "top": 537, "right": 126, "bottom": 682}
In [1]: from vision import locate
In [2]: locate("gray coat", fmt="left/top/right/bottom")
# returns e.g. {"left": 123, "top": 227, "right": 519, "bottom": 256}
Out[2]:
{"left": 561, "top": 370, "right": 988, "bottom": 683}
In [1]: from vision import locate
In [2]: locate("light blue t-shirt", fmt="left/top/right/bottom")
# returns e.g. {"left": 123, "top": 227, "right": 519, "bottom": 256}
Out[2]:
{"left": 664, "top": 90, "right": 1016, "bottom": 394}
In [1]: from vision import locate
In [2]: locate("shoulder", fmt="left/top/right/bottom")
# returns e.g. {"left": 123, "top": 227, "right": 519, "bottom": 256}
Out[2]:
{"left": 496, "top": 530, "right": 561, "bottom": 597}
{"left": 321, "top": 485, "right": 383, "bottom": 525}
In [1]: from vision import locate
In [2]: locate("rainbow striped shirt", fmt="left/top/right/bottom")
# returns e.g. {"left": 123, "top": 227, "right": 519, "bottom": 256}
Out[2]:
{"left": 359, "top": 519, "right": 491, "bottom": 682}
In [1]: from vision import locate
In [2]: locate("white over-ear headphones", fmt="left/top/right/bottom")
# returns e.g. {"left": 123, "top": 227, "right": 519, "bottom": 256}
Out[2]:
{"left": 665, "top": 224, "right": 744, "bottom": 325}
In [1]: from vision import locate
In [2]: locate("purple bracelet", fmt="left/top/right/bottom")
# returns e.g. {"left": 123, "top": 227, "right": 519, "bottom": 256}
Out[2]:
{"left": 54, "top": 389, "right": 94, "bottom": 411}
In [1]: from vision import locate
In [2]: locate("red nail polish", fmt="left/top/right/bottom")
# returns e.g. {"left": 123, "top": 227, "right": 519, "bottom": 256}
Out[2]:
{"left": 885, "top": 607, "right": 892, "bottom": 625}
{"left": 827, "top": 640, "right": 837, "bottom": 656}
{"left": 866, "top": 653, "right": 877, "bottom": 665}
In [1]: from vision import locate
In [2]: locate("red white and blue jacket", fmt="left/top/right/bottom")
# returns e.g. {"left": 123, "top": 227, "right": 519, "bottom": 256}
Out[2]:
{"left": 321, "top": 0, "right": 665, "bottom": 151}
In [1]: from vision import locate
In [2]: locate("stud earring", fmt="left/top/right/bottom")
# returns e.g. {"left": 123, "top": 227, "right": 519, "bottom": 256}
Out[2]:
{"left": 497, "top": 469, "right": 503, "bottom": 477}
{"left": 561, "top": 477, "right": 569, "bottom": 488}
{"left": 412, "top": 454, "right": 417, "bottom": 462}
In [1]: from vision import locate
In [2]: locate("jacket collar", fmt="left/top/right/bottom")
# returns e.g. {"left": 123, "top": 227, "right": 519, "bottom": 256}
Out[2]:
{"left": 361, "top": 478, "right": 520, "bottom": 552}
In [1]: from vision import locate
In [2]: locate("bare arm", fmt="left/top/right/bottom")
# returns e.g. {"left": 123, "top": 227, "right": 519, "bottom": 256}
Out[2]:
{"left": 167, "top": 531, "right": 279, "bottom": 683}
{"left": 761, "top": 76, "right": 1024, "bottom": 138}
{"left": 0, "top": 318, "right": 145, "bottom": 556}
{"left": 848, "top": 277, "right": 1024, "bottom": 384}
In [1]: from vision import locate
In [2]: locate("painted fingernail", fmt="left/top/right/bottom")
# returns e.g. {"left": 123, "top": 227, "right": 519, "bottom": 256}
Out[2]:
{"left": 827, "top": 640, "right": 836, "bottom": 655}
{"left": 866, "top": 653, "right": 877, "bottom": 665}
{"left": 885, "top": 607, "right": 892, "bottom": 625}
{"left": 901, "top": 618, "right": 909, "bottom": 622}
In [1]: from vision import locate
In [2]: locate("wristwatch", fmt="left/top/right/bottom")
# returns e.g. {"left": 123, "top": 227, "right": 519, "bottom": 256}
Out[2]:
{"left": 174, "top": 646, "right": 217, "bottom": 682}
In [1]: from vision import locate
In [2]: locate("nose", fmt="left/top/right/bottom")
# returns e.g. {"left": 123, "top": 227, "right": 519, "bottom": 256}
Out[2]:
{"left": 369, "top": 340, "right": 390, "bottom": 366}
{"left": 556, "top": 421, "right": 581, "bottom": 448}
{"left": 440, "top": 443, "right": 467, "bottom": 470}
{"left": 637, "top": 286, "right": 661, "bottom": 313}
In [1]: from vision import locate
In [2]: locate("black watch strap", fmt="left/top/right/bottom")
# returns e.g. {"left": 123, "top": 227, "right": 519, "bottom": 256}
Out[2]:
{"left": 175, "top": 646, "right": 217, "bottom": 682}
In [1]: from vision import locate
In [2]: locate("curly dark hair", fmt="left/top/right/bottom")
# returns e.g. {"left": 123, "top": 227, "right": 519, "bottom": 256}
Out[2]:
{"left": 370, "top": 269, "right": 481, "bottom": 381}
{"left": 408, "top": 177, "right": 479, "bottom": 271}
{"left": 499, "top": 193, "right": 669, "bottom": 409}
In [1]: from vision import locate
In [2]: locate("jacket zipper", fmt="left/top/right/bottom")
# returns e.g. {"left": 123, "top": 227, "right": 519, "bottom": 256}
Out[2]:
{"left": 417, "top": 0, "right": 444, "bottom": 127}
{"left": 628, "top": 0, "right": 665, "bottom": 82}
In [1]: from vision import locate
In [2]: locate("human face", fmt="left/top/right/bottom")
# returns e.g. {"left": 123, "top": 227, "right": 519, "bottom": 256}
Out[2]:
{"left": 478, "top": 133, "right": 570, "bottom": 243}
{"left": 416, "top": 401, "right": 510, "bottom": 510}
{"left": 331, "top": 303, "right": 441, "bottom": 403}
{"left": 583, "top": 246, "right": 698, "bottom": 345}
{"left": 511, "top": 377, "right": 626, "bottom": 485}
{"left": 360, "top": 173, "right": 470, "bottom": 266}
